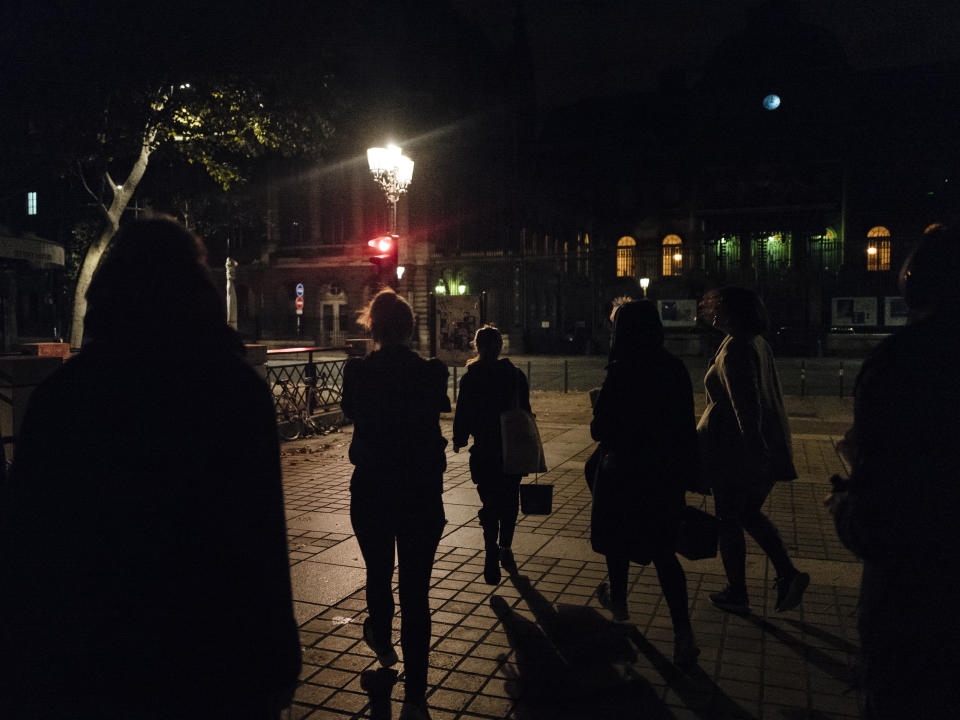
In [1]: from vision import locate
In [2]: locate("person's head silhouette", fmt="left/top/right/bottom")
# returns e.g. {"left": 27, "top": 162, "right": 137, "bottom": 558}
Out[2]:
{"left": 899, "top": 225, "right": 960, "bottom": 321}
{"left": 84, "top": 217, "right": 236, "bottom": 351}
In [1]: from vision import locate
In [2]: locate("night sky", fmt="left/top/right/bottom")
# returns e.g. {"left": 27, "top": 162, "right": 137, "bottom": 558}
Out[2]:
{"left": 449, "top": 0, "right": 960, "bottom": 107}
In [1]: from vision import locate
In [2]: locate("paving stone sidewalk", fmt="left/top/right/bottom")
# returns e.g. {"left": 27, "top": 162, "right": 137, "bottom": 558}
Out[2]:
{"left": 280, "top": 393, "right": 861, "bottom": 720}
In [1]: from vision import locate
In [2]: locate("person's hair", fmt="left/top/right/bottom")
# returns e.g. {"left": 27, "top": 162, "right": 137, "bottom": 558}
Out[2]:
{"left": 609, "top": 300, "right": 664, "bottom": 361}
{"left": 717, "top": 286, "right": 768, "bottom": 336}
{"left": 84, "top": 217, "right": 236, "bottom": 350}
{"left": 466, "top": 324, "right": 502, "bottom": 365}
{"left": 357, "top": 288, "right": 414, "bottom": 345}
{"left": 609, "top": 295, "right": 634, "bottom": 323}
{"left": 900, "top": 225, "right": 960, "bottom": 316}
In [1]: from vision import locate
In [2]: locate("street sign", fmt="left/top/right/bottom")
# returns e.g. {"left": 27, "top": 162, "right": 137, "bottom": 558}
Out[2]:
{"left": 296, "top": 283, "right": 304, "bottom": 297}
{"left": 295, "top": 296, "right": 304, "bottom": 310}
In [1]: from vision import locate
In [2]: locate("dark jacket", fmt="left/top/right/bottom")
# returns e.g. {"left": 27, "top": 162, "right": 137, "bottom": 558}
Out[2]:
{"left": 453, "top": 358, "right": 531, "bottom": 470}
{"left": 697, "top": 334, "right": 796, "bottom": 483}
{"left": 342, "top": 346, "right": 450, "bottom": 498}
{"left": 0, "top": 342, "right": 300, "bottom": 717}
{"left": 589, "top": 350, "right": 699, "bottom": 561}
{"left": 834, "top": 315, "right": 960, "bottom": 668}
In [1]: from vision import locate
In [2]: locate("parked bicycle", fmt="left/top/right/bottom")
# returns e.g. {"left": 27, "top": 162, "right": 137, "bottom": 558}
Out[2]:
{"left": 273, "top": 367, "right": 343, "bottom": 441}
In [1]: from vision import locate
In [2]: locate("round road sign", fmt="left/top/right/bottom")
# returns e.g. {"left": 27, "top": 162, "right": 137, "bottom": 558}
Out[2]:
{"left": 295, "top": 296, "right": 304, "bottom": 310}
{"left": 296, "top": 283, "right": 304, "bottom": 297}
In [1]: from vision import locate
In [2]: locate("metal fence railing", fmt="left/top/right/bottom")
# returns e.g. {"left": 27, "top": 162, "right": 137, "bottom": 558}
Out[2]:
{"left": 445, "top": 356, "right": 863, "bottom": 400}
{"left": 265, "top": 348, "right": 345, "bottom": 420}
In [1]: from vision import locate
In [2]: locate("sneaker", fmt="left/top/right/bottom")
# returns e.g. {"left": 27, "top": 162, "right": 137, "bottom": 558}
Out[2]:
{"left": 399, "top": 700, "right": 432, "bottom": 720}
{"left": 499, "top": 547, "right": 516, "bottom": 572}
{"left": 596, "top": 582, "right": 629, "bottom": 621}
{"left": 709, "top": 587, "right": 750, "bottom": 615}
{"left": 363, "top": 618, "right": 398, "bottom": 668}
{"left": 774, "top": 571, "right": 810, "bottom": 612}
{"left": 673, "top": 631, "right": 701, "bottom": 669}
{"left": 483, "top": 547, "right": 501, "bottom": 585}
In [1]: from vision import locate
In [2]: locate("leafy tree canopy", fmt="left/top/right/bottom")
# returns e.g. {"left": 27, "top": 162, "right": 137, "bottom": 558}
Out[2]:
{"left": 0, "top": 0, "right": 340, "bottom": 344}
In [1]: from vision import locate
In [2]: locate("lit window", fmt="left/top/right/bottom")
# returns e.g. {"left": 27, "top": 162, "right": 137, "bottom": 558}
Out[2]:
{"left": 662, "top": 234, "right": 683, "bottom": 277}
{"left": 714, "top": 234, "right": 741, "bottom": 271}
{"left": 810, "top": 227, "right": 843, "bottom": 270}
{"left": 26, "top": 192, "right": 37, "bottom": 216}
{"left": 616, "top": 236, "right": 636, "bottom": 277}
{"left": 866, "top": 226, "right": 891, "bottom": 271}
{"left": 924, "top": 223, "right": 943, "bottom": 234}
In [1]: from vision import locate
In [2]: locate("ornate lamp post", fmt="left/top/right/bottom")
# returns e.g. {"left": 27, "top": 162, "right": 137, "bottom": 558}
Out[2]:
{"left": 366, "top": 144, "right": 414, "bottom": 235}
{"left": 639, "top": 277, "right": 650, "bottom": 298}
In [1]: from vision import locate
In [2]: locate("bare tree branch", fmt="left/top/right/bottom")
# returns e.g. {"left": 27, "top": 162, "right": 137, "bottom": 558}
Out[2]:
{"left": 76, "top": 161, "right": 109, "bottom": 220}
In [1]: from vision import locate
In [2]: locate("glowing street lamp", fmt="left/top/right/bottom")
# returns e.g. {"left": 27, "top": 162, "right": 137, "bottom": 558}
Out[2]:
{"left": 639, "top": 277, "right": 650, "bottom": 298}
{"left": 367, "top": 144, "right": 414, "bottom": 234}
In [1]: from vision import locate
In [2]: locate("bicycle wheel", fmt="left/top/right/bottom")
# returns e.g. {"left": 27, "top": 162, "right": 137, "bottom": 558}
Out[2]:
{"left": 275, "top": 397, "right": 303, "bottom": 441}
{"left": 314, "top": 387, "right": 343, "bottom": 408}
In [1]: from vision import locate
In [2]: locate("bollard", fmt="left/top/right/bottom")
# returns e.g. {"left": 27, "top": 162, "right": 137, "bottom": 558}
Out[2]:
{"left": 527, "top": 361, "right": 532, "bottom": 391}
{"left": 839, "top": 362, "right": 844, "bottom": 398}
{"left": 799, "top": 360, "right": 806, "bottom": 397}
{"left": 563, "top": 359, "right": 569, "bottom": 394}
{"left": 452, "top": 366, "right": 457, "bottom": 402}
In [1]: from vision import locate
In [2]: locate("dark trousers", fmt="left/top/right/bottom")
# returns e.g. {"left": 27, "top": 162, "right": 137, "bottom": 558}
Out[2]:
{"left": 471, "top": 455, "right": 521, "bottom": 549}
{"left": 605, "top": 551, "right": 692, "bottom": 635}
{"left": 351, "top": 490, "right": 445, "bottom": 702}
{"left": 713, "top": 475, "right": 795, "bottom": 594}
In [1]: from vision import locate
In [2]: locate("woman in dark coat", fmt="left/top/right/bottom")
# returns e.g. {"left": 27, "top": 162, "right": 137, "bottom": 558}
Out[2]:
{"left": 697, "top": 286, "right": 808, "bottom": 615}
{"left": 590, "top": 300, "right": 699, "bottom": 666}
{"left": 342, "top": 288, "right": 449, "bottom": 720}
{"left": 0, "top": 218, "right": 300, "bottom": 719}
{"left": 452, "top": 325, "right": 531, "bottom": 585}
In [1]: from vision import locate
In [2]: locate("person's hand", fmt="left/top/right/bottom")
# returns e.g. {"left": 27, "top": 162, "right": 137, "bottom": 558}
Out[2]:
{"left": 823, "top": 491, "right": 847, "bottom": 516}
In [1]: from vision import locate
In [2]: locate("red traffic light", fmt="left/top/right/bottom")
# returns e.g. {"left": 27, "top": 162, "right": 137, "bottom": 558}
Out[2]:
{"left": 368, "top": 236, "right": 393, "bottom": 253}
{"left": 367, "top": 234, "right": 399, "bottom": 267}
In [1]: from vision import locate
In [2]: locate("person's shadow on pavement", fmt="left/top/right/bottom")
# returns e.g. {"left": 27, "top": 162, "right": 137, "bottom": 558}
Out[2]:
{"left": 624, "top": 626, "right": 759, "bottom": 720}
{"left": 744, "top": 615, "right": 859, "bottom": 687}
{"left": 490, "top": 572, "right": 671, "bottom": 719}
{"left": 360, "top": 667, "right": 399, "bottom": 720}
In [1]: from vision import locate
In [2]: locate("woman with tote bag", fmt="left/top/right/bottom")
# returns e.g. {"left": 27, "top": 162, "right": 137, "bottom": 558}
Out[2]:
{"left": 453, "top": 325, "right": 532, "bottom": 585}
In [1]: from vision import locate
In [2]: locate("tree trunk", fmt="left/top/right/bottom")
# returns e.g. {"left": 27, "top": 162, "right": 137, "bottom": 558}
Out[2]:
{"left": 69, "top": 137, "right": 153, "bottom": 347}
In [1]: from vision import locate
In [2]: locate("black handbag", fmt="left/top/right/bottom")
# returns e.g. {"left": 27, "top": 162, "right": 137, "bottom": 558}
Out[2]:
{"left": 519, "top": 478, "right": 553, "bottom": 515}
{"left": 676, "top": 502, "right": 719, "bottom": 560}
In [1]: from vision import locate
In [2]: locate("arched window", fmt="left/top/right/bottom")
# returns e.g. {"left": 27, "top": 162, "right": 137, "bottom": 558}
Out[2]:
{"left": 662, "top": 234, "right": 683, "bottom": 277}
{"left": 924, "top": 223, "right": 943, "bottom": 234}
{"left": 616, "top": 236, "right": 636, "bottom": 277}
{"left": 866, "top": 226, "right": 891, "bottom": 271}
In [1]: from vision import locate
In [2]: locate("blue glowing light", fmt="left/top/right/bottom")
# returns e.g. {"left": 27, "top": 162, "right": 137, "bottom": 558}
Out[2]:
{"left": 762, "top": 94, "right": 781, "bottom": 111}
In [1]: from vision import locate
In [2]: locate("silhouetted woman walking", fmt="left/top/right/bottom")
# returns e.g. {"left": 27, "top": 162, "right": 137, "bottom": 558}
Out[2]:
{"left": 342, "top": 288, "right": 449, "bottom": 720}
{"left": 590, "top": 300, "right": 700, "bottom": 667}
{"left": 697, "top": 286, "right": 808, "bottom": 615}
{"left": 453, "top": 325, "right": 531, "bottom": 584}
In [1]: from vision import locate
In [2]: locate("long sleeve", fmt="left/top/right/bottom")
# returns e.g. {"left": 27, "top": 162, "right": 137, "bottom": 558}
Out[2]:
{"left": 719, "top": 339, "right": 767, "bottom": 458}
{"left": 518, "top": 369, "right": 532, "bottom": 413}
{"left": 453, "top": 376, "right": 474, "bottom": 448}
